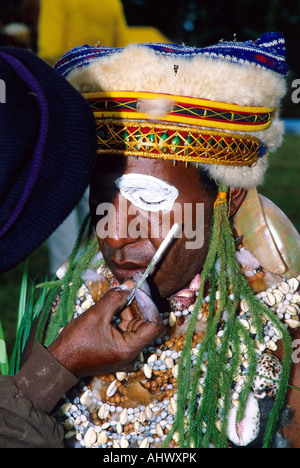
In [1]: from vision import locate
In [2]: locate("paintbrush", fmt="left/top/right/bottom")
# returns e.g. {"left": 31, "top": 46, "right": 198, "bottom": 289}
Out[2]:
{"left": 126, "top": 223, "right": 181, "bottom": 305}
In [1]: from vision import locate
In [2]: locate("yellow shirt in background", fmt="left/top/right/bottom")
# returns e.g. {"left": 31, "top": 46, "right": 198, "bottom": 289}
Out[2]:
{"left": 38, "top": 0, "right": 129, "bottom": 65}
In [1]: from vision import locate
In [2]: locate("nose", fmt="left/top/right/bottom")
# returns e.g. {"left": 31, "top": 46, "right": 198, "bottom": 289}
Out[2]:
{"left": 99, "top": 193, "right": 142, "bottom": 250}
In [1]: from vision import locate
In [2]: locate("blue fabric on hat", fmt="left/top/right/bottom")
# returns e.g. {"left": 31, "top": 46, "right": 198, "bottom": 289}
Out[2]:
{"left": 0, "top": 51, "right": 49, "bottom": 238}
{"left": 55, "top": 32, "right": 289, "bottom": 79}
{"left": 0, "top": 47, "right": 97, "bottom": 274}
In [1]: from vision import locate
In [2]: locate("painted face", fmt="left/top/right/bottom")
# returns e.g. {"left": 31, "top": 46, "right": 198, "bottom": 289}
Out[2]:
{"left": 115, "top": 173, "right": 179, "bottom": 212}
{"left": 89, "top": 156, "right": 216, "bottom": 298}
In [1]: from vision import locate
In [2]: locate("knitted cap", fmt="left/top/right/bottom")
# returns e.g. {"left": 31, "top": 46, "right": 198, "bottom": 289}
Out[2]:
{"left": 0, "top": 47, "right": 97, "bottom": 274}
{"left": 55, "top": 33, "right": 288, "bottom": 189}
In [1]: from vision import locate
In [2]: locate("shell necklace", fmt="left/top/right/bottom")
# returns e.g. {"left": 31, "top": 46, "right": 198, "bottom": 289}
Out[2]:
{"left": 54, "top": 251, "right": 300, "bottom": 448}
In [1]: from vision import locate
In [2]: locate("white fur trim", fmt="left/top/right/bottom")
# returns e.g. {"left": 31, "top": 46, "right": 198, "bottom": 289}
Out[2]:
{"left": 68, "top": 44, "right": 286, "bottom": 108}
{"left": 202, "top": 155, "right": 269, "bottom": 189}
{"left": 66, "top": 44, "right": 286, "bottom": 188}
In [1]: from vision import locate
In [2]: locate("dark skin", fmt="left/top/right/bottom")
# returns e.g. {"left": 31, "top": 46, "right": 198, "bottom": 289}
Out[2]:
{"left": 92, "top": 157, "right": 216, "bottom": 298}
{"left": 24, "top": 156, "right": 300, "bottom": 446}
{"left": 49, "top": 157, "right": 245, "bottom": 376}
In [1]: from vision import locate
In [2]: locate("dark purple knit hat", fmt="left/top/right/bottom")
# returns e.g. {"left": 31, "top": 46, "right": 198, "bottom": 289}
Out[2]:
{"left": 0, "top": 46, "right": 97, "bottom": 274}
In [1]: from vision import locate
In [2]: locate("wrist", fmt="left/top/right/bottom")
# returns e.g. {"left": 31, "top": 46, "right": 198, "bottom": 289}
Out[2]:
{"left": 14, "top": 343, "right": 79, "bottom": 413}
{"left": 48, "top": 334, "right": 76, "bottom": 375}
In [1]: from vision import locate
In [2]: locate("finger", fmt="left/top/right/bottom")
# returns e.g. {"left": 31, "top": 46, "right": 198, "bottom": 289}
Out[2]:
{"left": 126, "top": 317, "right": 145, "bottom": 332}
{"left": 132, "top": 272, "right": 151, "bottom": 296}
{"left": 125, "top": 320, "right": 165, "bottom": 351}
{"left": 95, "top": 280, "right": 136, "bottom": 325}
{"left": 135, "top": 288, "right": 161, "bottom": 323}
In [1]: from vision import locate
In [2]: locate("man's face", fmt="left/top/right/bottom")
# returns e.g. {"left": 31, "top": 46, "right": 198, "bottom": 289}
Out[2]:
{"left": 90, "top": 156, "right": 216, "bottom": 298}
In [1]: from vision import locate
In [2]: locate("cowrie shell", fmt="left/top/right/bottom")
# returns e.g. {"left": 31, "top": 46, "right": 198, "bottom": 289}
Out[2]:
{"left": 285, "top": 304, "right": 299, "bottom": 316}
{"left": 291, "top": 294, "right": 300, "bottom": 304}
{"left": 265, "top": 292, "right": 276, "bottom": 307}
{"left": 169, "top": 312, "right": 177, "bottom": 327}
{"left": 106, "top": 380, "right": 118, "bottom": 398}
{"left": 165, "top": 357, "right": 174, "bottom": 368}
{"left": 120, "top": 436, "right": 129, "bottom": 448}
{"left": 156, "top": 423, "right": 164, "bottom": 438}
{"left": 240, "top": 299, "right": 249, "bottom": 312}
{"left": 139, "top": 411, "right": 146, "bottom": 423}
{"left": 147, "top": 354, "right": 157, "bottom": 364}
{"left": 119, "top": 408, "right": 128, "bottom": 425}
{"left": 172, "top": 364, "right": 178, "bottom": 378}
{"left": 288, "top": 278, "right": 299, "bottom": 292}
{"left": 80, "top": 390, "right": 92, "bottom": 407}
{"left": 116, "top": 372, "right": 127, "bottom": 381}
{"left": 267, "top": 340, "right": 278, "bottom": 351}
{"left": 239, "top": 319, "right": 250, "bottom": 330}
{"left": 84, "top": 427, "right": 96, "bottom": 447}
{"left": 286, "top": 319, "right": 300, "bottom": 329}
{"left": 144, "top": 364, "right": 152, "bottom": 379}
{"left": 278, "top": 282, "right": 290, "bottom": 294}
{"left": 145, "top": 405, "right": 152, "bottom": 419}
{"left": 97, "top": 431, "right": 108, "bottom": 445}
{"left": 140, "top": 438, "right": 150, "bottom": 448}
{"left": 98, "top": 404, "right": 109, "bottom": 420}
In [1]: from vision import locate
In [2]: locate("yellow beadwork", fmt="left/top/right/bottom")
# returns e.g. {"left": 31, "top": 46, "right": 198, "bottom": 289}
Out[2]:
{"left": 214, "top": 192, "right": 228, "bottom": 209}
{"left": 94, "top": 120, "right": 264, "bottom": 167}
{"left": 84, "top": 91, "right": 274, "bottom": 132}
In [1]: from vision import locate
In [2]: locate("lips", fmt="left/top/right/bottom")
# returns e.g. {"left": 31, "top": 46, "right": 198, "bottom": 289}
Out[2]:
{"left": 111, "top": 261, "right": 147, "bottom": 280}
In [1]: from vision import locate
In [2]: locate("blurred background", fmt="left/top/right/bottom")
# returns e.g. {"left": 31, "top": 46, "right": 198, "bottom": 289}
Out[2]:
{"left": 1, "top": 0, "right": 300, "bottom": 354}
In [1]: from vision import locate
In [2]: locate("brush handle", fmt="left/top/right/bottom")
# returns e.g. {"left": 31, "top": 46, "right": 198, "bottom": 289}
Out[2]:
{"left": 136, "top": 223, "right": 180, "bottom": 289}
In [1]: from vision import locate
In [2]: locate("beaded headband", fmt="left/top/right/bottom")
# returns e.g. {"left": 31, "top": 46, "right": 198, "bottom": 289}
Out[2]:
{"left": 55, "top": 32, "right": 288, "bottom": 188}
{"left": 85, "top": 91, "right": 269, "bottom": 166}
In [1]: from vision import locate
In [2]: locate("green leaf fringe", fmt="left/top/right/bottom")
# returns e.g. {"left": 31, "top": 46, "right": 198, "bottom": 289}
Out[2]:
{"left": 35, "top": 213, "right": 101, "bottom": 347}
{"left": 163, "top": 184, "right": 292, "bottom": 448}
{"left": 35, "top": 193, "right": 292, "bottom": 449}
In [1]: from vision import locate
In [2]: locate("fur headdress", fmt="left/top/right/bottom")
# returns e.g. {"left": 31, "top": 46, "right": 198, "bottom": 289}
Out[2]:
{"left": 55, "top": 32, "right": 288, "bottom": 189}
{"left": 47, "top": 34, "right": 297, "bottom": 449}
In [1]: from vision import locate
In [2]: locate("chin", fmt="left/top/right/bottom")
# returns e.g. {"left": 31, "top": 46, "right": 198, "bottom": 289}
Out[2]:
{"left": 152, "top": 274, "right": 187, "bottom": 299}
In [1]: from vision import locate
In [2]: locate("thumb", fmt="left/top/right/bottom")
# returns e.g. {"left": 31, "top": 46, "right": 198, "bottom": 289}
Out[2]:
{"left": 135, "top": 288, "right": 163, "bottom": 324}
{"left": 96, "top": 280, "right": 136, "bottom": 326}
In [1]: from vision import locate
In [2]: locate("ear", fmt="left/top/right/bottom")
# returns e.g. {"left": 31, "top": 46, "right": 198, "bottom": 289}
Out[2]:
{"left": 228, "top": 187, "right": 247, "bottom": 217}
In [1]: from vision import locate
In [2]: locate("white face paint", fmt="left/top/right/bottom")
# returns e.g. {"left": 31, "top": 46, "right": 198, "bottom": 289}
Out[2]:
{"left": 115, "top": 173, "right": 179, "bottom": 212}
